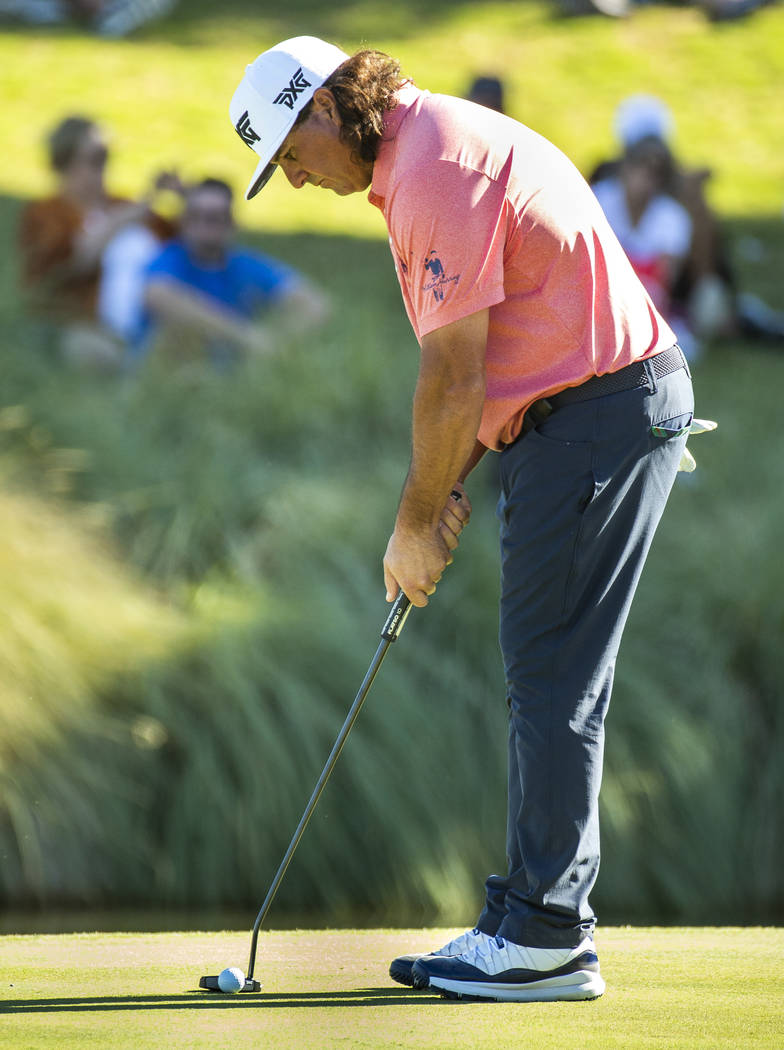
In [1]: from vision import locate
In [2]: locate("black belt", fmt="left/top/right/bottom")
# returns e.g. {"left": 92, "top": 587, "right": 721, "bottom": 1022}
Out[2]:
{"left": 521, "top": 344, "right": 687, "bottom": 436}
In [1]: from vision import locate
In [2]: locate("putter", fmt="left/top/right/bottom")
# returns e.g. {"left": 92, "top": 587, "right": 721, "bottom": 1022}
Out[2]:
{"left": 199, "top": 589, "right": 413, "bottom": 992}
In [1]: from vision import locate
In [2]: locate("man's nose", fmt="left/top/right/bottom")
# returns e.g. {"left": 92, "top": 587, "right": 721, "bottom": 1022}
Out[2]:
{"left": 279, "top": 160, "right": 308, "bottom": 190}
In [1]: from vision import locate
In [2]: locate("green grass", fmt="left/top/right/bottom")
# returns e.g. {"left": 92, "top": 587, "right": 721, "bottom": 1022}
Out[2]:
{"left": 1, "top": 2, "right": 783, "bottom": 226}
{"left": 1, "top": 927, "right": 782, "bottom": 1049}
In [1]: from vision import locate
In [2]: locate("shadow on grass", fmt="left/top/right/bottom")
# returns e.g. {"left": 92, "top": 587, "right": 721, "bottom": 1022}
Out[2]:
{"left": 0, "top": 988, "right": 450, "bottom": 1012}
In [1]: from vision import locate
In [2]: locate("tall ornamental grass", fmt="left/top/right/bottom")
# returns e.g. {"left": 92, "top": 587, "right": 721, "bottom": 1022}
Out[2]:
{"left": 1, "top": 286, "right": 782, "bottom": 922}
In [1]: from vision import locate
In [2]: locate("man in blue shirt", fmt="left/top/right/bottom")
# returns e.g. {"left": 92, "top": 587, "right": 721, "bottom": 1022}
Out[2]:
{"left": 134, "top": 177, "right": 328, "bottom": 362}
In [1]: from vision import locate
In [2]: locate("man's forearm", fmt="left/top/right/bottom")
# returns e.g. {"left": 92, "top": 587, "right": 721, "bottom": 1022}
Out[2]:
{"left": 383, "top": 309, "right": 488, "bottom": 606}
{"left": 268, "top": 282, "right": 331, "bottom": 337}
{"left": 458, "top": 439, "right": 488, "bottom": 483}
{"left": 72, "top": 201, "right": 151, "bottom": 274}
{"left": 396, "top": 313, "right": 487, "bottom": 532}
{"left": 398, "top": 375, "right": 483, "bottom": 530}
{"left": 146, "top": 280, "right": 262, "bottom": 347}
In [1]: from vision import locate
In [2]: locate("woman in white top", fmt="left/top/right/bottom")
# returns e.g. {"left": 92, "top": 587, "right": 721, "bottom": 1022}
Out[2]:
{"left": 593, "top": 135, "right": 697, "bottom": 356}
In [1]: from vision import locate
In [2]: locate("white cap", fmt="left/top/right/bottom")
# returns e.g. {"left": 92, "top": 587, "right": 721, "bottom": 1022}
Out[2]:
{"left": 229, "top": 36, "right": 350, "bottom": 200}
{"left": 614, "top": 94, "right": 674, "bottom": 149}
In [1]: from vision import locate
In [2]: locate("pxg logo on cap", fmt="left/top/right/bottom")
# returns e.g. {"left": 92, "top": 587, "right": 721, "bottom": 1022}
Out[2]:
{"left": 273, "top": 68, "right": 312, "bottom": 110}
{"left": 229, "top": 36, "right": 349, "bottom": 200}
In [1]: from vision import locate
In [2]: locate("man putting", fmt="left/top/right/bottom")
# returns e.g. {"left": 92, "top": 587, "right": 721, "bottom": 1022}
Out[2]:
{"left": 229, "top": 37, "right": 694, "bottom": 1003}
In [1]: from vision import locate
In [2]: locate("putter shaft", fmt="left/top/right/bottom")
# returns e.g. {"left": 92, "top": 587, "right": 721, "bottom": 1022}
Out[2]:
{"left": 246, "top": 591, "right": 412, "bottom": 980}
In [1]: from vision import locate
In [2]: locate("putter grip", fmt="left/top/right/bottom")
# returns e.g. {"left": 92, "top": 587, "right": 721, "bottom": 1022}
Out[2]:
{"left": 381, "top": 591, "right": 412, "bottom": 641}
{"left": 380, "top": 490, "right": 461, "bottom": 641}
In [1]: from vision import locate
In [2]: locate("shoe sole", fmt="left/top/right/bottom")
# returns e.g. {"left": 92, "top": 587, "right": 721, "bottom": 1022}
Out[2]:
{"left": 428, "top": 970, "right": 606, "bottom": 1003}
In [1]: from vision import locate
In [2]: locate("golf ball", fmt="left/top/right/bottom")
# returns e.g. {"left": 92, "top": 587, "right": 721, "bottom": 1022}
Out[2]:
{"left": 217, "top": 966, "right": 245, "bottom": 993}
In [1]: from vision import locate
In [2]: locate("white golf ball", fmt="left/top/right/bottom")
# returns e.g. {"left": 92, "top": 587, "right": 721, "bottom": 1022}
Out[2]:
{"left": 217, "top": 966, "right": 245, "bottom": 993}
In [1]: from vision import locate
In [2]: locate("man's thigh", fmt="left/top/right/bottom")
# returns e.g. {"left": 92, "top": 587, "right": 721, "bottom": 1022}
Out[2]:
{"left": 498, "top": 370, "right": 693, "bottom": 692}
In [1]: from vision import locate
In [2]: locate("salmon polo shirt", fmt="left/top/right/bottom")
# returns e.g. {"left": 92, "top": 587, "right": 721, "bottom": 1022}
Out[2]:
{"left": 368, "top": 85, "right": 676, "bottom": 451}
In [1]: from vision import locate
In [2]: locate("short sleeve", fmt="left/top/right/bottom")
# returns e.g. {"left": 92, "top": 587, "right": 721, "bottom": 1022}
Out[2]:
{"left": 145, "top": 242, "right": 186, "bottom": 281}
{"left": 386, "top": 158, "right": 510, "bottom": 339}
{"left": 235, "top": 252, "right": 300, "bottom": 305}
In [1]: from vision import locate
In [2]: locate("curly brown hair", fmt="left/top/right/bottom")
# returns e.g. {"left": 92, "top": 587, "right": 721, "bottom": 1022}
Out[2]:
{"left": 295, "top": 49, "right": 408, "bottom": 167}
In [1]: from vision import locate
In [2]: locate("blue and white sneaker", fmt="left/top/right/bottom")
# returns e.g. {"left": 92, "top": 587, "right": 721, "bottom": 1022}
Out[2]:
{"left": 411, "top": 934, "right": 605, "bottom": 1002}
{"left": 389, "top": 928, "right": 495, "bottom": 988}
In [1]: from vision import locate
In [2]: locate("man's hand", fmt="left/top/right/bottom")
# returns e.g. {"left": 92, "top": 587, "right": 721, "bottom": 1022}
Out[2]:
{"left": 241, "top": 322, "right": 274, "bottom": 355}
{"left": 438, "top": 484, "right": 471, "bottom": 553}
{"left": 383, "top": 524, "right": 452, "bottom": 608}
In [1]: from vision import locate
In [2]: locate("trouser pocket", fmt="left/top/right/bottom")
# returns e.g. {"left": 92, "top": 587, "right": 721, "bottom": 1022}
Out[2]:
{"left": 651, "top": 411, "right": 694, "bottom": 440}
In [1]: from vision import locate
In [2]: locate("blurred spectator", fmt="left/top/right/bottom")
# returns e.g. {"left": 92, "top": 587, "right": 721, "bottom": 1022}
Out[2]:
{"left": 466, "top": 75, "right": 506, "bottom": 114}
{"left": 132, "top": 178, "right": 330, "bottom": 367}
{"left": 555, "top": 0, "right": 777, "bottom": 20}
{"left": 592, "top": 135, "right": 697, "bottom": 355}
{"left": 557, "top": 0, "right": 630, "bottom": 15}
{"left": 18, "top": 115, "right": 181, "bottom": 369}
{"left": 0, "top": 0, "right": 177, "bottom": 35}
{"left": 0, "top": 0, "right": 65, "bottom": 21}
{"left": 590, "top": 95, "right": 784, "bottom": 351}
{"left": 98, "top": 221, "right": 174, "bottom": 346}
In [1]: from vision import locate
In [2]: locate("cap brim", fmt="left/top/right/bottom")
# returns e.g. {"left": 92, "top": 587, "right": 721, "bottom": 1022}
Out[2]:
{"left": 244, "top": 122, "right": 292, "bottom": 200}
{"left": 245, "top": 158, "right": 276, "bottom": 200}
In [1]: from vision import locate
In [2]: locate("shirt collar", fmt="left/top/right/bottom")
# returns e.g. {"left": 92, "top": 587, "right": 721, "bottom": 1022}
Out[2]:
{"left": 368, "top": 82, "right": 425, "bottom": 210}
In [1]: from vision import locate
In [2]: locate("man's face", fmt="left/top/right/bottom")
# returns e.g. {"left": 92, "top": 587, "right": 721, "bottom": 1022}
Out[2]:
{"left": 66, "top": 126, "right": 109, "bottom": 195}
{"left": 272, "top": 89, "right": 373, "bottom": 196}
{"left": 181, "top": 188, "right": 234, "bottom": 261}
{"left": 621, "top": 139, "right": 670, "bottom": 209}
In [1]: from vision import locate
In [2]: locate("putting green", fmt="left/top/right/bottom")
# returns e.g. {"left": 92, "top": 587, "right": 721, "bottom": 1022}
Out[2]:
{"left": 1, "top": 927, "right": 781, "bottom": 1049}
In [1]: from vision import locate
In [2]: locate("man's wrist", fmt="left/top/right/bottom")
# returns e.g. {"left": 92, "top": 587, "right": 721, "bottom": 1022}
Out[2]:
{"left": 243, "top": 323, "right": 273, "bottom": 353}
{"left": 395, "top": 499, "right": 442, "bottom": 534}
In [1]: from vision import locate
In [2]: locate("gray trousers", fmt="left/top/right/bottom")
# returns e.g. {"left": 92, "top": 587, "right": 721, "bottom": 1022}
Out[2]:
{"left": 476, "top": 358, "right": 694, "bottom": 947}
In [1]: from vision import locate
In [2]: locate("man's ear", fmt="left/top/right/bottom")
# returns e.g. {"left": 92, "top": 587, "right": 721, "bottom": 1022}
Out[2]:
{"left": 311, "top": 87, "right": 339, "bottom": 125}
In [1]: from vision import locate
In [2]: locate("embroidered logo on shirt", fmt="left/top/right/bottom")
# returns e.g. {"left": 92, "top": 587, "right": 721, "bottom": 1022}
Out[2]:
{"left": 273, "top": 68, "right": 312, "bottom": 110}
{"left": 423, "top": 250, "right": 460, "bottom": 302}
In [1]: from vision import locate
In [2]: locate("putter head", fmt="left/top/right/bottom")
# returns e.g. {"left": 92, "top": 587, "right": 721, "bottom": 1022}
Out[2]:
{"left": 199, "top": 975, "right": 262, "bottom": 993}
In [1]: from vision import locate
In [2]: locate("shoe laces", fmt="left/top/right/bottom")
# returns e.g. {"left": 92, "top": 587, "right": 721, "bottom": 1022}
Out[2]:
{"left": 460, "top": 934, "right": 507, "bottom": 971}
{"left": 438, "top": 927, "right": 483, "bottom": 957}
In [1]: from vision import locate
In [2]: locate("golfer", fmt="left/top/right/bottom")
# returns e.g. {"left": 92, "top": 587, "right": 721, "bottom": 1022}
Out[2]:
{"left": 229, "top": 37, "right": 694, "bottom": 1002}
